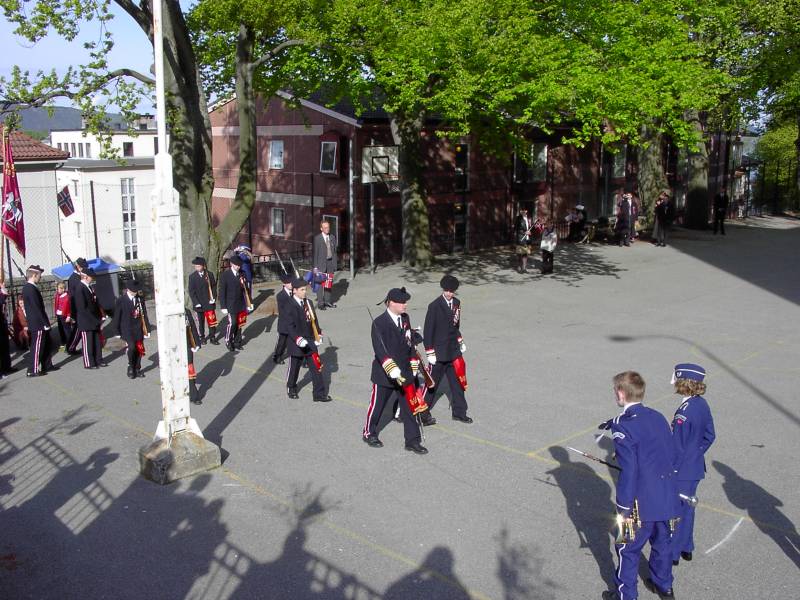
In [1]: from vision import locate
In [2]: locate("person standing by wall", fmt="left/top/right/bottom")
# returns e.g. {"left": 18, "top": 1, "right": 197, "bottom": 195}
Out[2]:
{"left": 713, "top": 186, "right": 729, "bottom": 235}
{"left": 313, "top": 220, "right": 337, "bottom": 309}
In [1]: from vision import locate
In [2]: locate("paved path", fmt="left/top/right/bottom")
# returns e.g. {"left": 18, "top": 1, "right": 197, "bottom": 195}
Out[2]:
{"left": 2, "top": 216, "right": 799, "bottom": 599}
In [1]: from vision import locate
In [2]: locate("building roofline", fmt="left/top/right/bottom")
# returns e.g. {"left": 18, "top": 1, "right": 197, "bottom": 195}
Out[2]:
{"left": 275, "top": 91, "right": 362, "bottom": 128}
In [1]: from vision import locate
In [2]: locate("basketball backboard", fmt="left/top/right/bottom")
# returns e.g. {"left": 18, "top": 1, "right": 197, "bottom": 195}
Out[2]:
{"left": 361, "top": 145, "right": 399, "bottom": 184}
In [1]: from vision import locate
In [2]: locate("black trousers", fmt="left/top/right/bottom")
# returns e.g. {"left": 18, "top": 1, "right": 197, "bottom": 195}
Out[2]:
{"left": 0, "top": 320, "right": 11, "bottom": 372}
{"left": 713, "top": 210, "right": 726, "bottom": 234}
{"left": 425, "top": 361, "right": 469, "bottom": 418}
{"left": 126, "top": 343, "right": 142, "bottom": 374}
{"left": 67, "top": 321, "right": 82, "bottom": 352}
{"left": 28, "top": 329, "right": 51, "bottom": 374}
{"left": 81, "top": 330, "right": 103, "bottom": 368}
{"left": 224, "top": 313, "right": 241, "bottom": 346}
{"left": 363, "top": 384, "right": 421, "bottom": 444}
{"left": 195, "top": 309, "right": 217, "bottom": 340}
{"left": 286, "top": 354, "right": 326, "bottom": 399}
{"left": 272, "top": 333, "right": 288, "bottom": 360}
{"left": 541, "top": 250, "right": 554, "bottom": 274}
{"left": 56, "top": 316, "right": 73, "bottom": 346}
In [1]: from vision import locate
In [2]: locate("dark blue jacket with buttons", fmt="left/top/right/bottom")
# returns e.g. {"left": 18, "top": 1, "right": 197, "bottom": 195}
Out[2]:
{"left": 671, "top": 395, "right": 715, "bottom": 480}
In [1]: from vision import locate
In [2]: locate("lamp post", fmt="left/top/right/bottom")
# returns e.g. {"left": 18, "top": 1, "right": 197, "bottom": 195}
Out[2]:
{"left": 138, "top": 0, "right": 220, "bottom": 484}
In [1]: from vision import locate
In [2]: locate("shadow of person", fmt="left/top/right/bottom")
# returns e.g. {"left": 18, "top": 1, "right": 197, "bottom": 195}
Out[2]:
{"left": 196, "top": 351, "right": 237, "bottom": 401}
{"left": 713, "top": 460, "right": 800, "bottom": 568}
{"left": 384, "top": 546, "right": 470, "bottom": 600}
{"left": 139, "top": 350, "right": 160, "bottom": 375}
{"left": 545, "top": 447, "right": 616, "bottom": 585}
{"left": 241, "top": 316, "right": 270, "bottom": 346}
{"left": 496, "top": 526, "right": 558, "bottom": 600}
{"left": 250, "top": 288, "right": 274, "bottom": 311}
{"left": 330, "top": 278, "right": 349, "bottom": 304}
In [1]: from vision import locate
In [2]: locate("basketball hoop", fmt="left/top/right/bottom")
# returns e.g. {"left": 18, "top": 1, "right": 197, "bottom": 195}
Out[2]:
{"left": 377, "top": 173, "right": 401, "bottom": 194}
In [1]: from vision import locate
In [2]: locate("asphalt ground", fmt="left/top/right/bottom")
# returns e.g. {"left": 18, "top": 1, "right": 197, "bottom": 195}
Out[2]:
{"left": 1, "top": 216, "right": 799, "bottom": 599}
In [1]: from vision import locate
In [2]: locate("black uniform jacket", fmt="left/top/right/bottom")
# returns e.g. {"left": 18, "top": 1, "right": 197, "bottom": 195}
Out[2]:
{"left": 275, "top": 287, "right": 292, "bottom": 335}
{"left": 22, "top": 282, "right": 50, "bottom": 331}
{"left": 188, "top": 270, "right": 217, "bottom": 311}
{"left": 371, "top": 310, "right": 422, "bottom": 388}
{"left": 423, "top": 295, "right": 462, "bottom": 362}
{"left": 67, "top": 272, "right": 81, "bottom": 319}
{"left": 286, "top": 297, "right": 322, "bottom": 358}
{"left": 74, "top": 283, "right": 103, "bottom": 331}
{"left": 218, "top": 268, "right": 247, "bottom": 314}
{"left": 112, "top": 293, "right": 150, "bottom": 343}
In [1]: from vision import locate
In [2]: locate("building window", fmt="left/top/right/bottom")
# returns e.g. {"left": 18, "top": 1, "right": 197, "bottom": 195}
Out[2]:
{"left": 269, "top": 140, "right": 284, "bottom": 169}
{"left": 320, "top": 141, "right": 337, "bottom": 173}
{"left": 70, "top": 143, "right": 76, "bottom": 157}
{"left": 271, "top": 208, "right": 285, "bottom": 235}
{"left": 153, "top": 137, "right": 158, "bottom": 155}
{"left": 75, "top": 222, "right": 82, "bottom": 239}
{"left": 72, "top": 180, "right": 79, "bottom": 196}
{"left": 612, "top": 145, "right": 627, "bottom": 178}
{"left": 77, "top": 143, "right": 84, "bottom": 158}
{"left": 123, "top": 142, "right": 134, "bottom": 157}
{"left": 455, "top": 143, "right": 469, "bottom": 191}
{"left": 121, "top": 178, "right": 138, "bottom": 260}
{"left": 531, "top": 143, "right": 548, "bottom": 182}
{"left": 85, "top": 144, "right": 92, "bottom": 158}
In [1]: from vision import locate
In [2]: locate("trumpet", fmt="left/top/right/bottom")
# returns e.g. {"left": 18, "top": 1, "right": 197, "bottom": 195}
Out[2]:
{"left": 679, "top": 493, "right": 699, "bottom": 507}
{"left": 615, "top": 499, "right": 641, "bottom": 544}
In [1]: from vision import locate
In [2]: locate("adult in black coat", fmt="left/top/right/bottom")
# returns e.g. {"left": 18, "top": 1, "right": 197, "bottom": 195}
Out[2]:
{"left": 187, "top": 256, "right": 219, "bottom": 344}
{"left": 422, "top": 275, "right": 471, "bottom": 425}
{"left": 218, "top": 255, "right": 251, "bottom": 352}
{"left": 713, "top": 187, "right": 729, "bottom": 235}
{"left": 284, "top": 278, "right": 330, "bottom": 402}
{"left": 616, "top": 194, "right": 631, "bottom": 246}
{"left": 271, "top": 273, "right": 293, "bottom": 364}
{"left": 362, "top": 287, "right": 427, "bottom": 454}
{"left": 66, "top": 257, "right": 88, "bottom": 354}
{"left": 0, "top": 283, "right": 14, "bottom": 376}
{"left": 111, "top": 280, "right": 151, "bottom": 378}
{"left": 74, "top": 268, "right": 106, "bottom": 369}
{"left": 22, "top": 265, "right": 52, "bottom": 377}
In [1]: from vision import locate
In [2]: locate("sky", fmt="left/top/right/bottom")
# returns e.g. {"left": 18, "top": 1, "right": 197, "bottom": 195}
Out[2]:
{"left": 0, "top": 4, "right": 194, "bottom": 113}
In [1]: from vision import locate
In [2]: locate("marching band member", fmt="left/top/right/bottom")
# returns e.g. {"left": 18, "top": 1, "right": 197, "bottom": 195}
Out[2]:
{"left": 362, "top": 287, "right": 428, "bottom": 454}
{"left": 188, "top": 256, "right": 219, "bottom": 345}
{"left": 603, "top": 371, "right": 678, "bottom": 600}
{"left": 271, "top": 273, "right": 293, "bottom": 364}
{"left": 670, "top": 363, "right": 716, "bottom": 567}
{"left": 422, "top": 275, "right": 471, "bottom": 425}
{"left": 65, "top": 257, "right": 88, "bottom": 354}
{"left": 22, "top": 265, "right": 52, "bottom": 377}
{"left": 111, "top": 280, "right": 151, "bottom": 379}
{"left": 285, "top": 277, "right": 331, "bottom": 402}
{"left": 185, "top": 309, "right": 202, "bottom": 404}
{"left": 218, "top": 255, "right": 252, "bottom": 353}
{"left": 75, "top": 268, "right": 107, "bottom": 369}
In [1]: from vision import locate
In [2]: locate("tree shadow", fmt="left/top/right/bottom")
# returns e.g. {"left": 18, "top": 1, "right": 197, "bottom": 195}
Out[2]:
{"left": 545, "top": 447, "right": 616, "bottom": 587}
{"left": 495, "top": 526, "right": 558, "bottom": 600}
{"left": 713, "top": 460, "right": 800, "bottom": 569}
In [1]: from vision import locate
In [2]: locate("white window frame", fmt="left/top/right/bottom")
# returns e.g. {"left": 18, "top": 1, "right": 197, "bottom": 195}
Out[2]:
{"left": 121, "top": 178, "right": 138, "bottom": 260}
{"left": 269, "top": 140, "right": 284, "bottom": 169}
{"left": 85, "top": 143, "right": 92, "bottom": 158}
{"left": 612, "top": 145, "right": 627, "bottom": 178}
{"left": 320, "top": 141, "right": 338, "bottom": 173}
{"left": 123, "top": 142, "right": 134, "bottom": 158}
{"left": 271, "top": 207, "right": 285, "bottom": 235}
{"left": 531, "top": 143, "right": 548, "bottom": 182}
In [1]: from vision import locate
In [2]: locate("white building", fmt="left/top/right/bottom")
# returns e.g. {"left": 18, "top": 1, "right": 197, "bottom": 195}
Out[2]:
{"left": 0, "top": 126, "right": 69, "bottom": 275}
{"left": 51, "top": 123, "right": 159, "bottom": 162}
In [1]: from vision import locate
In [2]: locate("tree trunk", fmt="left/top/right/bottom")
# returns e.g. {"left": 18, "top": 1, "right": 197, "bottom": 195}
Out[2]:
{"left": 636, "top": 125, "right": 669, "bottom": 225}
{"left": 207, "top": 25, "right": 259, "bottom": 272}
{"left": 162, "top": 2, "right": 216, "bottom": 276}
{"left": 390, "top": 114, "right": 432, "bottom": 267}
{"left": 684, "top": 110, "right": 709, "bottom": 229}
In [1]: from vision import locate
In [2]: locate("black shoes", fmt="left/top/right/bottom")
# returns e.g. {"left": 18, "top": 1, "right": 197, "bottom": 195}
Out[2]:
{"left": 287, "top": 389, "right": 299, "bottom": 399}
{"left": 420, "top": 413, "right": 437, "bottom": 426}
{"left": 452, "top": 414, "right": 473, "bottom": 424}
{"left": 191, "top": 397, "right": 202, "bottom": 405}
{"left": 209, "top": 338, "right": 220, "bottom": 345}
{"left": 643, "top": 578, "right": 675, "bottom": 599}
{"left": 363, "top": 435, "right": 383, "bottom": 448}
{"left": 601, "top": 591, "right": 620, "bottom": 600}
{"left": 26, "top": 371, "right": 44, "bottom": 378}
{"left": 314, "top": 395, "right": 333, "bottom": 402}
{"left": 272, "top": 356, "right": 285, "bottom": 364}
{"left": 680, "top": 551, "right": 692, "bottom": 561}
{"left": 405, "top": 441, "right": 429, "bottom": 455}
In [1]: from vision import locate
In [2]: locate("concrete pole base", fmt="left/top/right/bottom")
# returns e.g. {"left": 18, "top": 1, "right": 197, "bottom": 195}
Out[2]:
{"left": 139, "top": 431, "right": 221, "bottom": 485}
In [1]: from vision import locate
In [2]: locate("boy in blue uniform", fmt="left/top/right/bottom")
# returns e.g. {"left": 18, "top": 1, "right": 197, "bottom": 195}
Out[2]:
{"left": 603, "top": 371, "right": 678, "bottom": 600}
{"left": 670, "top": 363, "right": 715, "bottom": 566}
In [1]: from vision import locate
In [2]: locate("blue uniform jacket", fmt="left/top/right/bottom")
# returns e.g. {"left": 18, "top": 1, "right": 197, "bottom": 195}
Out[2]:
{"left": 611, "top": 403, "right": 679, "bottom": 522}
{"left": 671, "top": 395, "right": 715, "bottom": 481}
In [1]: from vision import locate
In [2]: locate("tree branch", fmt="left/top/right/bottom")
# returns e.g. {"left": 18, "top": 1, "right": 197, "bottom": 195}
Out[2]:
{"left": 107, "top": 68, "right": 155, "bottom": 86}
{"left": 252, "top": 39, "right": 309, "bottom": 70}
{"left": 114, "top": 0, "right": 152, "bottom": 38}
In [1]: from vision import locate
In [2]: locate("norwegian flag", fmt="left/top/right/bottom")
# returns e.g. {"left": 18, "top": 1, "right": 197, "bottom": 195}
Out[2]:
{"left": 1, "top": 129, "right": 26, "bottom": 256}
{"left": 57, "top": 185, "right": 75, "bottom": 217}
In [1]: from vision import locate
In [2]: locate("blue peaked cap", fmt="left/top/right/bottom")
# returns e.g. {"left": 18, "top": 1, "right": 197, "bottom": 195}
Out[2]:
{"left": 674, "top": 363, "right": 706, "bottom": 382}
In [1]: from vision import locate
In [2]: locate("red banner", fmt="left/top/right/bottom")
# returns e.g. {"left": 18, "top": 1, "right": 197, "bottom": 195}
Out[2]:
{"left": 1, "top": 130, "right": 26, "bottom": 257}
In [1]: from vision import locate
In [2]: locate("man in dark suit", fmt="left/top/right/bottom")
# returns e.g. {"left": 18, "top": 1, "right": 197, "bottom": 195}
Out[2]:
{"left": 602, "top": 371, "right": 679, "bottom": 600}
{"left": 362, "top": 287, "right": 427, "bottom": 454}
{"left": 218, "top": 255, "right": 251, "bottom": 352}
{"left": 272, "top": 273, "right": 293, "bottom": 364}
{"left": 187, "top": 256, "right": 219, "bottom": 344}
{"left": 74, "top": 268, "right": 107, "bottom": 369}
{"left": 111, "top": 279, "right": 151, "bottom": 379}
{"left": 713, "top": 186, "right": 729, "bottom": 235}
{"left": 22, "top": 265, "right": 53, "bottom": 377}
{"left": 422, "top": 275, "right": 471, "bottom": 426}
{"left": 65, "top": 257, "right": 88, "bottom": 354}
{"left": 285, "top": 277, "right": 330, "bottom": 402}
{"left": 312, "top": 220, "right": 337, "bottom": 308}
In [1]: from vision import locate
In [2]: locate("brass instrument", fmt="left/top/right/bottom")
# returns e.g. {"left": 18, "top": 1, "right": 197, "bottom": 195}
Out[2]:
{"left": 306, "top": 298, "right": 322, "bottom": 343}
{"left": 616, "top": 500, "right": 641, "bottom": 544}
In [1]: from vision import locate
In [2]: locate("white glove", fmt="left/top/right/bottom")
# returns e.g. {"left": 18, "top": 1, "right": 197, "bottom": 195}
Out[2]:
{"left": 460, "top": 342, "right": 467, "bottom": 353}
{"left": 297, "top": 338, "right": 308, "bottom": 348}
{"left": 247, "top": 305, "right": 254, "bottom": 313}
{"left": 113, "top": 335, "right": 121, "bottom": 339}
{"left": 315, "top": 336, "right": 323, "bottom": 346}
{"left": 56, "top": 310, "right": 63, "bottom": 316}
{"left": 428, "top": 354, "right": 437, "bottom": 366}
{"left": 221, "top": 308, "right": 228, "bottom": 315}
{"left": 209, "top": 299, "right": 215, "bottom": 304}
{"left": 388, "top": 366, "right": 402, "bottom": 380}
{"left": 102, "top": 315, "right": 109, "bottom": 321}
{"left": 44, "top": 325, "right": 51, "bottom": 331}
{"left": 191, "top": 346, "right": 200, "bottom": 353}
{"left": 195, "top": 304, "right": 201, "bottom": 308}
{"left": 145, "top": 333, "right": 150, "bottom": 339}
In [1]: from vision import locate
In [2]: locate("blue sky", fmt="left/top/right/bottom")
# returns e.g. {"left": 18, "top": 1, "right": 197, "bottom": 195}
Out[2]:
{"left": 0, "top": 4, "right": 188, "bottom": 112}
